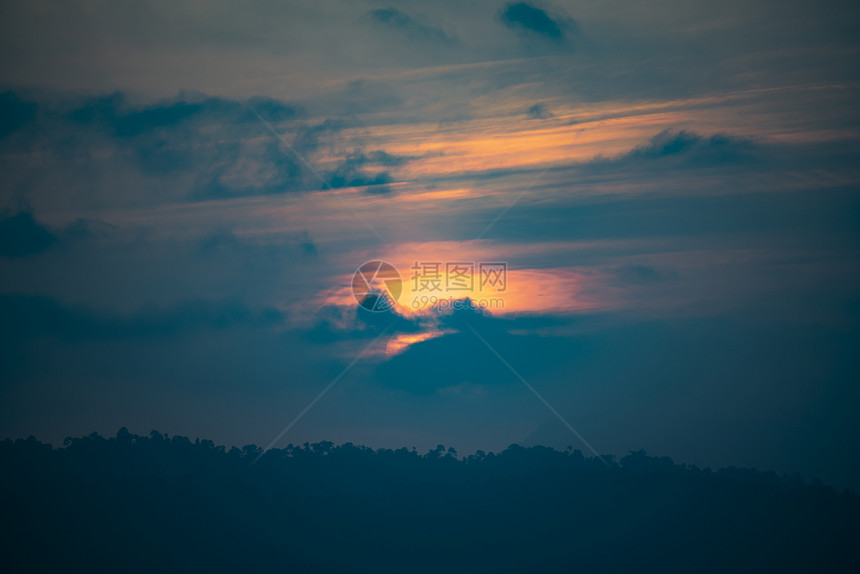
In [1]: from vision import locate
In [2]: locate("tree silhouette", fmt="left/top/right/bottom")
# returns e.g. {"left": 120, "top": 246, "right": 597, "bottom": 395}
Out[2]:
{"left": 1, "top": 430, "right": 857, "bottom": 573}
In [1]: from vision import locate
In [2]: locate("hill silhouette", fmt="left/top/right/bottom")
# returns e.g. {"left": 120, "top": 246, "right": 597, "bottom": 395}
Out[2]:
{"left": 2, "top": 429, "right": 858, "bottom": 573}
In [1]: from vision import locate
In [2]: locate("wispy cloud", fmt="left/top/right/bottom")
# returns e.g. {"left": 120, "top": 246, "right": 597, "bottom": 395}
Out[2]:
{"left": 367, "top": 7, "right": 456, "bottom": 45}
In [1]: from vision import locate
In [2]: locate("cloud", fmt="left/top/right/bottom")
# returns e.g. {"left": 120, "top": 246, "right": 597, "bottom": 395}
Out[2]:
{"left": 67, "top": 93, "right": 244, "bottom": 137}
{"left": 194, "top": 138, "right": 302, "bottom": 199}
{"left": 593, "top": 129, "right": 760, "bottom": 169}
{"left": 526, "top": 103, "right": 553, "bottom": 119}
{"left": 375, "top": 301, "right": 577, "bottom": 394}
{"left": 368, "top": 7, "right": 456, "bottom": 45}
{"left": 326, "top": 158, "right": 391, "bottom": 191}
{"left": 115, "top": 100, "right": 233, "bottom": 138}
{"left": 0, "top": 214, "right": 327, "bottom": 324}
{"left": 0, "top": 92, "right": 37, "bottom": 138}
{"left": 64, "top": 93, "right": 297, "bottom": 182}
{"left": 305, "top": 296, "right": 423, "bottom": 345}
{"left": 362, "top": 149, "right": 416, "bottom": 167}
{"left": 323, "top": 149, "right": 417, "bottom": 193}
{"left": 633, "top": 130, "right": 756, "bottom": 162}
{"left": 0, "top": 211, "right": 58, "bottom": 258}
{"left": 66, "top": 92, "right": 299, "bottom": 135}
{"left": 499, "top": 2, "right": 569, "bottom": 41}
{"left": 3, "top": 90, "right": 412, "bottom": 202}
{"left": 0, "top": 294, "right": 284, "bottom": 344}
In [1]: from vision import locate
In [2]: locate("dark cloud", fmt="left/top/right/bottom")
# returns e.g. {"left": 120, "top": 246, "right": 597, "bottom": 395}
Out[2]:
{"left": 323, "top": 149, "right": 418, "bottom": 193}
{"left": 115, "top": 100, "right": 228, "bottom": 137}
{"left": 305, "top": 296, "right": 422, "bottom": 344}
{"left": 620, "top": 129, "right": 759, "bottom": 167}
{"left": 65, "top": 94, "right": 265, "bottom": 179}
{"left": 3, "top": 90, "right": 403, "bottom": 201}
{"left": 326, "top": 159, "right": 391, "bottom": 191}
{"left": 0, "top": 211, "right": 57, "bottom": 258}
{"left": 66, "top": 93, "right": 242, "bottom": 137}
{"left": 198, "top": 116, "right": 403, "bottom": 198}
{"left": 64, "top": 92, "right": 123, "bottom": 124}
{"left": 67, "top": 92, "right": 300, "bottom": 133}
{"left": 0, "top": 91, "right": 37, "bottom": 138}
{"left": 363, "top": 149, "right": 416, "bottom": 167}
{"left": 526, "top": 103, "right": 553, "bottom": 119}
{"left": 499, "top": 2, "right": 569, "bottom": 40}
{"left": 376, "top": 301, "right": 576, "bottom": 394}
{"left": 193, "top": 138, "right": 303, "bottom": 199}
{"left": 0, "top": 294, "right": 284, "bottom": 344}
{"left": 368, "top": 7, "right": 456, "bottom": 45}
{"left": 583, "top": 130, "right": 761, "bottom": 175}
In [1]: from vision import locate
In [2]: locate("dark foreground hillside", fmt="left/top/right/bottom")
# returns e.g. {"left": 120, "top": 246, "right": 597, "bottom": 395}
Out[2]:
{"left": 2, "top": 430, "right": 858, "bottom": 573}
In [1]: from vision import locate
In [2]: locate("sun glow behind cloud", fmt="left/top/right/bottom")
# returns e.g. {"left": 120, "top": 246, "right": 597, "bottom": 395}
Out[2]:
{"left": 384, "top": 329, "right": 452, "bottom": 356}
{"left": 313, "top": 243, "right": 617, "bottom": 320}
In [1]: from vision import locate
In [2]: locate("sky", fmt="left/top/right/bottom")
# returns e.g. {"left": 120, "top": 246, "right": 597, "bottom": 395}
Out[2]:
{"left": 1, "top": 0, "right": 859, "bottom": 488}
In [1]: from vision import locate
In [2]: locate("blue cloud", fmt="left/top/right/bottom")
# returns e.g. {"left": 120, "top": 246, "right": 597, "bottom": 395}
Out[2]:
{"left": 375, "top": 302, "right": 578, "bottom": 394}
{"left": 500, "top": 2, "right": 567, "bottom": 40}
{"left": 0, "top": 211, "right": 57, "bottom": 258}
{"left": 58, "top": 91, "right": 351, "bottom": 197}
{"left": 526, "top": 103, "right": 553, "bottom": 119}
{"left": 325, "top": 152, "right": 393, "bottom": 192}
{"left": 305, "top": 297, "right": 422, "bottom": 344}
{"left": 67, "top": 93, "right": 300, "bottom": 132}
{"left": 619, "top": 129, "right": 759, "bottom": 166}
{"left": 0, "top": 92, "right": 37, "bottom": 138}
{"left": 68, "top": 94, "right": 241, "bottom": 137}
{"left": 0, "top": 294, "right": 284, "bottom": 344}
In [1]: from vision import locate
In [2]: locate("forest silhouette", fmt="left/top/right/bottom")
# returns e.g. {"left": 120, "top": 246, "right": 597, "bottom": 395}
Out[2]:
{"left": 2, "top": 429, "right": 858, "bottom": 573}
